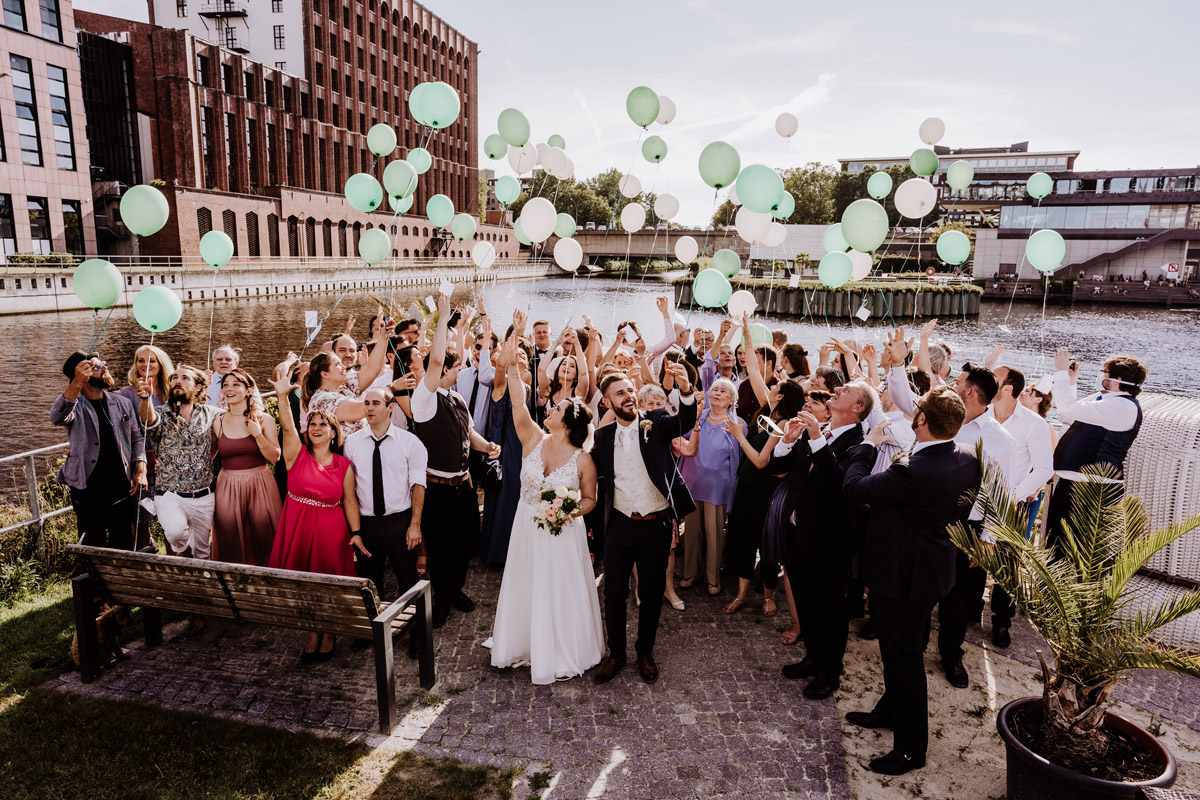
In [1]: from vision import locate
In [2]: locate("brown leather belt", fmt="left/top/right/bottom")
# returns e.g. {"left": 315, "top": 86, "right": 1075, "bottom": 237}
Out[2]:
{"left": 426, "top": 472, "right": 470, "bottom": 486}
{"left": 627, "top": 509, "right": 670, "bottom": 521}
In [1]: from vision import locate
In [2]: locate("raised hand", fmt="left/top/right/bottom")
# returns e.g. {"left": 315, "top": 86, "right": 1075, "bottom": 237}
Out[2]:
{"left": 885, "top": 327, "right": 910, "bottom": 364}
{"left": 136, "top": 376, "right": 153, "bottom": 399}
{"left": 865, "top": 421, "right": 894, "bottom": 446}
{"left": 796, "top": 411, "right": 822, "bottom": 440}
{"left": 782, "top": 417, "right": 804, "bottom": 444}
{"left": 512, "top": 309, "right": 528, "bottom": 338}
{"left": 722, "top": 417, "right": 745, "bottom": 441}
{"left": 920, "top": 318, "right": 938, "bottom": 339}
{"left": 1053, "top": 347, "right": 1072, "bottom": 372}
{"left": 344, "top": 314, "right": 357, "bottom": 335}
{"left": 656, "top": 296, "right": 670, "bottom": 317}
{"left": 271, "top": 375, "right": 297, "bottom": 397}
{"left": 497, "top": 336, "right": 518, "bottom": 369}
{"left": 390, "top": 374, "right": 416, "bottom": 393}
{"left": 985, "top": 344, "right": 1004, "bottom": 371}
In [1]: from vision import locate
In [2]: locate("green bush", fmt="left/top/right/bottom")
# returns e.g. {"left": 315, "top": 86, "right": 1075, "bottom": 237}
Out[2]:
{"left": 4, "top": 252, "right": 80, "bottom": 267}
{"left": 0, "top": 558, "right": 42, "bottom": 604}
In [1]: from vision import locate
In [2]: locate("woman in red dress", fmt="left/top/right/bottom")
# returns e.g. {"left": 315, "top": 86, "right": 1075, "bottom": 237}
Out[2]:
{"left": 269, "top": 375, "right": 367, "bottom": 662}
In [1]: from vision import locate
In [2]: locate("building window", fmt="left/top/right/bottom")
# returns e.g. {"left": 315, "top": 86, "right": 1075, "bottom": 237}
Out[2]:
{"left": 318, "top": 137, "right": 328, "bottom": 192}
{"left": 176, "top": 0, "right": 186, "bottom": 17}
{"left": 62, "top": 200, "right": 83, "bottom": 255}
{"left": 197, "top": 207, "right": 212, "bottom": 235}
{"left": 264, "top": 78, "right": 275, "bottom": 105}
{"left": 314, "top": 26, "right": 323, "bottom": 51}
{"left": 224, "top": 27, "right": 238, "bottom": 50}
{"left": 225, "top": 112, "right": 238, "bottom": 189}
{"left": 222, "top": 63, "right": 234, "bottom": 93}
{"left": 322, "top": 219, "right": 332, "bottom": 256}
{"left": 200, "top": 106, "right": 215, "bottom": 187}
{"left": 273, "top": 25, "right": 285, "bottom": 49}
{"left": 28, "top": 197, "right": 50, "bottom": 254}
{"left": 243, "top": 71, "right": 255, "bottom": 100}
{"left": 222, "top": 209, "right": 237, "bottom": 256}
{"left": 38, "top": 0, "right": 61, "bottom": 41}
{"left": 11, "top": 56, "right": 42, "bottom": 166}
{"left": 246, "top": 212, "right": 259, "bottom": 256}
{"left": 0, "top": 195, "right": 15, "bottom": 257}
{"left": 272, "top": 0, "right": 282, "bottom": 11}
{"left": 305, "top": 218, "right": 316, "bottom": 256}
{"left": 3, "top": 0, "right": 27, "bottom": 31}
{"left": 196, "top": 54, "right": 209, "bottom": 86}
{"left": 267, "top": 212, "right": 280, "bottom": 256}
{"left": 47, "top": 65, "right": 76, "bottom": 170}
{"left": 245, "top": 117, "right": 258, "bottom": 186}
{"left": 303, "top": 132, "right": 314, "bottom": 187}
{"left": 266, "top": 122, "right": 278, "bottom": 185}
{"left": 275, "top": 61, "right": 286, "bottom": 71}
{"left": 285, "top": 128, "right": 296, "bottom": 185}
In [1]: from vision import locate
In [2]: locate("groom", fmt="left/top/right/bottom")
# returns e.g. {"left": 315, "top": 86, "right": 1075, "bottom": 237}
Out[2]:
{"left": 592, "top": 366, "right": 697, "bottom": 684}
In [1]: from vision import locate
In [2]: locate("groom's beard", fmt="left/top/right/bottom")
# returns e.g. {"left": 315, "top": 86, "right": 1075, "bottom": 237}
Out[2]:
{"left": 611, "top": 403, "right": 638, "bottom": 423}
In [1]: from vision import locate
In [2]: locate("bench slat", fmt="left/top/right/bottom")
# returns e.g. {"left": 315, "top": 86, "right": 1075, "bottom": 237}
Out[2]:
{"left": 98, "top": 571, "right": 367, "bottom": 608}
{"left": 93, "top": 562, "right": 374, "bottom": 604}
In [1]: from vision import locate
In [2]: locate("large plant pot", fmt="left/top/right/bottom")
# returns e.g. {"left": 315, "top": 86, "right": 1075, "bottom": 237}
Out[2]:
{"left": 997, "top": 698, "right": 1176, "bottom": 800}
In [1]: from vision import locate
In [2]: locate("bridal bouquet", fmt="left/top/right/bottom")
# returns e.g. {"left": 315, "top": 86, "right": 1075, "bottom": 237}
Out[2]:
{"left": 535, "top": 487, "right": 582, "bottom": 536}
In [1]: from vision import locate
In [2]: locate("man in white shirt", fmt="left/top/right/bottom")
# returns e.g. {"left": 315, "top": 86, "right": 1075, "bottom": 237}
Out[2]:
{"left": 988, "top": 365, "right": 1054, "bottom": 647}
{"left": 205, "top": 345, "right": 239, "bottom": 407}
{"left": 455, "top": 323, "right": 497, "bottom": 437}
{"left": 412, "top": 293, "right": 502, "bottom": 628}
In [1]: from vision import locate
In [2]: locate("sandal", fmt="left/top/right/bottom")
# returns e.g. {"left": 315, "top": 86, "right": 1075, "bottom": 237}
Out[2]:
{"left": 780, "top": 624, "right": 801, "bottom": 645}
{"left": 723, "top": 596, "right": 747, "bottom": 615}
{"left": 762, "top": 597, "right": 778, "bottom": 618}
{"left": 665, "top": 594, "right": 685, "bottom": 611}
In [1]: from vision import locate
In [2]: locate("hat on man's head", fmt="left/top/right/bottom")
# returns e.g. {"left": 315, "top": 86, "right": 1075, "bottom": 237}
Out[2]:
{"left": 62, "top": 351, "right": 96, "bottom": 379}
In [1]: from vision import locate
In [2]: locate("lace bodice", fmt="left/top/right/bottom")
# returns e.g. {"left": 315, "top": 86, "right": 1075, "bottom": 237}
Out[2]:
{"left": 520, "top": 438, "right": 580, "bottom": 505}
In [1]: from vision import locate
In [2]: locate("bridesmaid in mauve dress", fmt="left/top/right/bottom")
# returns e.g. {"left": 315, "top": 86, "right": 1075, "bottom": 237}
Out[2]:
{"left": 211, "top": 369, "right": 282, "bottom": 566}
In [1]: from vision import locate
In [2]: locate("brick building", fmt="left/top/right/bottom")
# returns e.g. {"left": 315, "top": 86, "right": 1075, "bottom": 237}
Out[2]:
{"left": 76, "top": 1, "right": 514, "bottom": 263}
{"left": 0, "top": 0, "right": 96, "bottom": 260}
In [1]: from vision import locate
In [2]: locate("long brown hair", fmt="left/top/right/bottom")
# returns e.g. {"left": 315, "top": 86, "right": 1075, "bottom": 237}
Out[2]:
{"left": 303, "top": 352, "right": 336, "bottom": 408}
{"left": 222, "top": 368, "right": 261, "bottom": 420}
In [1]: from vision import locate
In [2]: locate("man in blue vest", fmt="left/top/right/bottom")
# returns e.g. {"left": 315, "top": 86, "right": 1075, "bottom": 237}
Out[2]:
{"left": 1046, "top": 349, "right": 1147, "bottom": 553}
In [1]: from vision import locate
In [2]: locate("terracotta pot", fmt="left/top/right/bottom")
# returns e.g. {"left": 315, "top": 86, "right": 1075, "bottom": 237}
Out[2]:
{"left": 997, "top": 697, "right": 1176, "bottom": 800}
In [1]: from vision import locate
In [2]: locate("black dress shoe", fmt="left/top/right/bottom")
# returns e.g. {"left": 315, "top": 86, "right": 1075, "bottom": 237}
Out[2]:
{"left": 858, "top": 618, "right": 878, "bottom": 640}
{"left": 351, "top": 638, "right": 372, "bottom": 651}
{"left": 846, "top": 710, "right": 892, "bottom": 730}
{"left": 453, "top": 592, "right": 476, "bottom": 612}
{"left": 593, "top": 656, "right": 626, "bottom": 684}
{"left": 943, "top": 659, "right": 969, "bottom": 688}
{"left": 300, "top": 649, "right": 320, "bottom": 664}
{"left": 636, "top": 652, "right": 659, "bottom": 684}
{"left": 868, "top": 750, "right": 925, "bottom": 775}
{"left": 431, "top": 605, "right": 450, "bottom": 629}
{"left": 781, "top": 655, "right": 817, "bottom": 680}
{"left": 992, "top": 625, "right": 1011, "bottom": 648}
{"left": 802, "top": 674, "right": 840, "bottom": 700}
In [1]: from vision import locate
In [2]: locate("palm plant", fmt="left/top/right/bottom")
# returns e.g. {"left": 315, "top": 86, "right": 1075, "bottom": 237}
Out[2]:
{"left": 950, "top": 459, "right": 1200, "bottom": 760}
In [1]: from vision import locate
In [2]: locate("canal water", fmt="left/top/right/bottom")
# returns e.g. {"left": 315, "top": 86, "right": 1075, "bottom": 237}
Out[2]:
{"left": 6, "top": 272, "right": 1198, "bottom": 456}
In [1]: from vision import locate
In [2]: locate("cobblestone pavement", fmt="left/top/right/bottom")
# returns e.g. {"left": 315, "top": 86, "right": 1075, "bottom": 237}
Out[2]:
{"left": 50, "top": 564, "right": 1200, "bottom": 799}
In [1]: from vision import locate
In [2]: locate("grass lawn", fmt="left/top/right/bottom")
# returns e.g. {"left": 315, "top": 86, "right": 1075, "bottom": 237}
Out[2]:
{"left": 0, "top": 583, "right": 514, "bottom": 800}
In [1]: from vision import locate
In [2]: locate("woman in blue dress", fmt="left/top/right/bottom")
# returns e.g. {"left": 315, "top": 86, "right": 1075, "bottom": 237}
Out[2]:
{"left": 480, "top": 337, "right": 531, "bottom": 565}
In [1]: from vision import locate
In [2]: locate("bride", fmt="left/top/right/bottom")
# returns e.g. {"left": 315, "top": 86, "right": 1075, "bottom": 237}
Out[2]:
{"left": 485, "top": 330, "right": 604, "bottom": 684}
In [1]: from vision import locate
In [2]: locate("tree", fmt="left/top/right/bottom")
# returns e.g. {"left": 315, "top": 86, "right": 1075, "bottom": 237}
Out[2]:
{"left": 711, "top": 200, "right": 736, "bottom": 228}
{"left": 585, "top": 168, "right": 661, "bottom": 226}
{"left": 508, "top": 172, "right": 612, "bottom": 227}
{"left": 780, "top": 162, "right": 838, "bottom": 224}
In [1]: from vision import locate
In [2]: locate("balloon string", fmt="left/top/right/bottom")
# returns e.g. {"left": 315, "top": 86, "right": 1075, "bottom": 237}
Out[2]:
{"left": 131, "top": 329, "right": 156, "bottom": 546}
{"left": 1002, "top": 196, "right": 1044, "bottom": 326}
{"left": 299, "top": 262, "right": 368, "bottom": 360}
{"left": 206, "top": 267, "right": 219, "bottom": 370}
{"left": 85, "top": 307, "right": 115, "bottom": 353}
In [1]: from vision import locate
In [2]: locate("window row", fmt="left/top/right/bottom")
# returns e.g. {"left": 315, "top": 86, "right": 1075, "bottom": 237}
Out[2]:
{"left": 0, "top": 194, "right": 84, "bottom": 257}
{"left": 2, "top": 0, "right": 63, "bottom": 43}
{"left": 1, "top": 54, "right": 76, "bottom": 169}
{"left": 999, "top": 203, "right": 1195, "bottom": 231}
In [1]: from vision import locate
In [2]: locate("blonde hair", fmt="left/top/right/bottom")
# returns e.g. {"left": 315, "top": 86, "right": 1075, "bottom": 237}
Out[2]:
{"left": 126, "top": 345, "right": 174, "bottom": 400}
{"left": 638, "top": 384, "right": 668, "bottom": 409}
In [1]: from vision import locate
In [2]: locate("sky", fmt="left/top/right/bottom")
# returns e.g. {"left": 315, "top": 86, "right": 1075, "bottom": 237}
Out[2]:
{"left": 77, "top": 0, "right": 1200, "bottom": 226}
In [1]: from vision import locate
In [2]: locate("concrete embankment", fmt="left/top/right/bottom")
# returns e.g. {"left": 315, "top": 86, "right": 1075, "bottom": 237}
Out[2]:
{"left": 673, "top": 278, "right": 983, "bottom": 319}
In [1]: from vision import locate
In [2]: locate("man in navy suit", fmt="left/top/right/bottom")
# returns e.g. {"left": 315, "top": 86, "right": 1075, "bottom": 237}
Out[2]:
{"left": 592, "top": 366, "right": 697, "bottom": 684}
{"left": 841, "top": 385, "right": 980, "bottom": 776}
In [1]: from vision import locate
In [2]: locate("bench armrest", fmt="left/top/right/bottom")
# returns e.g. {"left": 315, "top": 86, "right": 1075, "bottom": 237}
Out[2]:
{"left": 373, "top": 579, "right": 430, "bottom": 625}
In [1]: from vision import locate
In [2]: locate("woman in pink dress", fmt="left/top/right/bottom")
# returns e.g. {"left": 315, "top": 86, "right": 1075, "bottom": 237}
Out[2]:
{"left": 269, "top": 375, "right": 366, "bottom": 662}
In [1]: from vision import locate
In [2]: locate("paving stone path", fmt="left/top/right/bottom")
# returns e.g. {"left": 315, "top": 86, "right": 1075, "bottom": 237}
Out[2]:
{"left": 51, "top": 562, "right": 1200, "bottom": 799}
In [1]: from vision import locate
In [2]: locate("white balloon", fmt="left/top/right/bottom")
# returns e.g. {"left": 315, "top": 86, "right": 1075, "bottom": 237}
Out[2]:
{"left": 728, "top": 290, "right": 757, "bottom": 319}
{"left": 727, "top": 183, "right": 740, "bottom": 207}
{"left": 542, "top": 146, "right": 568, "bottom": 178}
{"left": 519, "top": 197, "right": 557, "bottom": 243}
{"left": 674, "top": 235, "right": 698, "bottom": 264}
{"left": 763, "top": 221, "right": 787, "bottom": 247}
{"left": 848, "top": 249, "right": 873, "bottom": 281}
{"left": 735, "top": 206, "right": 771, "bottom": 244}
{"left": 471, "top": 241, "right": 497, "bottom": 270}
{"left": 653, "top": 193, "right": 680, "bottom": 220}
{"left": 560, "top": 158, "right": 575, "bottom": 180}
{"left": 775, "top": 112, "right": 798, "bottom": 138}
{"left": 619, "top": 173, "right": 642, "bottom": 199}
{"left": 655, "top": 95, "right": 677, "bottom": 125}
{"left": 553, "top": 237, "right": 583, "bottom": 271}
{"left": 620, "top": 202, "right": 646, "bottom": 233}
{"left": 894, "top": 178, "right": 939, "bottom": 219}
{"left": 535, "top": 142, "right": 549, "bottom": 165}
{"left": 918, "top": 117, "right": 945, "bottom": 145}
{"left": 507, "top": 142, "right": 539, "bottom": 174}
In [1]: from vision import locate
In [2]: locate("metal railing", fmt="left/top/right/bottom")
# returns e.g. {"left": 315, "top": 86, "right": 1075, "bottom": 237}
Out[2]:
{"left": 2, "top": 256, "right": 555, "bottom": 272}
{"left": 0, "top": 443, "right": 72, "bottom": 541}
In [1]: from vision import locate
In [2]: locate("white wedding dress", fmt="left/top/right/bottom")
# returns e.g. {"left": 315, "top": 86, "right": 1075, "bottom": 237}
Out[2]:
{"left": 484, "top": 438, "right": 604, "bottom": 684}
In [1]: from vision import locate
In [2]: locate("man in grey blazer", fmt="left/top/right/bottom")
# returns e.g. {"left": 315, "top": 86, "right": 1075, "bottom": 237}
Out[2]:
{"left": 51, "top": 351, "right": 147, "bottom": 550}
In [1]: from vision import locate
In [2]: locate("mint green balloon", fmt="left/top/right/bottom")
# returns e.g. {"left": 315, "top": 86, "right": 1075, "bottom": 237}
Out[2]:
{"left": 698, "top": 141, "right": 740, "bottom": 189}
{"left": 426, "top": 194, "right": 454, "bottom": 228}
{"left": 514, "top": 219, "right": 532, "bottom": 246}
{"left": 73, "top": 259, "right": 123, "bottom": 309}
{"left": 344, "top": 173, "right": 383, "bottom": 212}
{"left": 383, "top": 159, "right": 418, "bottom": 198}
{"left": 484, "top": 133, "right": 507, "bottom": 160}
{"left": 909, "top": 148, "right": 939, "bottom": 177}
{"left": 712, "top": 248, "right": 741, "bottom": 279}
{"left": 554, "top": 213, "right": 576, "bottom": 239}
{"left": 494, "top": 175, "right": 520, "bottom": 206}
{"left": 840, "top": 199, "right": 889, "bottom": 252}
{"left": 358, "top": 228, "right": 390, "bottom": 265}
{"left": 133, "top": 285, "right": 183, "bottom": 332}
{"left": 547, "top": 134, "right": 566, "bottom": 150}
{"left": 1026, "top": 229, "right": 1065, "bottom": 273}
{"left": 773, "top": 191, "right": 795, "bottom": 221}
{"left": 626, "top": 86, "right": 660, "bottom": 128}
{"left": 119, "top": 184, "right": 169, "bottom": 237}
{"left": 388, "top": 193, "right": 414, "bottom": 214}
{"left": 946, "top": 160, "right": 974, "bottom": 192}
{"left": 199, "top": 230, "right": 234, "bottom": 267}
{"left": 406, "top": 83, "right": 429, "bottom": 125}
{"left": 693, "top": 269, "right": 733, "bottom": 308}
{"left": 406, "top": 147, "right": 432, "bottom": 175}
{"left": 935, "top": 229, "right": 971, "bottom": 265}
{"left": 818, "top": 252, "right": 853, "bottom": 288}
{"left": 641, "top": 135, "right": 668, "bottom": 163}
{"left": 736, "top": 164, "right": 784, "bottom": 214}
{"left": 867, "top": 171, "right": 893, "bottom": 199}
{"left": 367, "top": 124, "right": 397, "bottom": 157}
{"left": 450, "top": 213, "right": 477, "bottom": 242}
{"left": 1027, "top": 172, "right": 1053, "bottom": 200}
{"left": 822, "top": 223, "right": 849, "bottom": 254}
{"left": 749, "top": 323, "right": 772, "bottom": 347}
{"left": 498, "top": 108, "right": 530, "bottom": 147}
{"left": 415, "top": 81, "right": 460, "bottom": 129}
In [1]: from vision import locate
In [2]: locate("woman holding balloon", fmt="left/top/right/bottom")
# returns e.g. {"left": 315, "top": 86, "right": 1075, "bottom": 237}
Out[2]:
{"left": 118, "top": 344, "right": 174, "bottom": 549}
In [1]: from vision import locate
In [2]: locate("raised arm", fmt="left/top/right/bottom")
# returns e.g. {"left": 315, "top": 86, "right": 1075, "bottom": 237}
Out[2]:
{"left": 422, "top": 293, "right": 451, "bottom": 394}
{"left": 884, "top": 327, "right": 917, "bottom": 417}
{"left": 725, "top": 417, "right": 780, "bottom": 470}
{"left": 648, "top": 296, "right": 677, "bottom": 358}
{"left": 741, "top": 312, "right": 769, "bottom": 409}
{"left": 357, "top": 315, "right": 390, "bottom": 390}
{"left": 916, "top": 318, "right": 938, "bottom": 380}
{"left": 271, "top": 376, "right": 303, "bottom": 468}
{"left": 499, "top": 336, "right": 543, "bottom": 452}
{"left": 709, "top": 319, "right": 733, "bottom": 361}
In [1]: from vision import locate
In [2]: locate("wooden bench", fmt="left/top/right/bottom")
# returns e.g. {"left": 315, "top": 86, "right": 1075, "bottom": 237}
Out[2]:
{"left": 67, "top": 544, "right": 434, "bottom": 735}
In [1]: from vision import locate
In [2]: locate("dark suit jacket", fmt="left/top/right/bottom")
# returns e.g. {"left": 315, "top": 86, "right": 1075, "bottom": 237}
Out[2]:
{"left": 593, "top": 400, "right": 698, "bottom": 530}
{"left": 842, "top": 440, "right": 980, "bottom": 604}
{"left": 770, "top": 426, "right": 864, "bottom": 559}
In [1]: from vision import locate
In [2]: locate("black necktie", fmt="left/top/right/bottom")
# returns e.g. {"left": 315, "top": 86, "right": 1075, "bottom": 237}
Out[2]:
{"left": 372, "top": 437, "right": 386, "bottom": 516}
{"left": 468, "top": 363, "right": 481, "bottom": 418}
